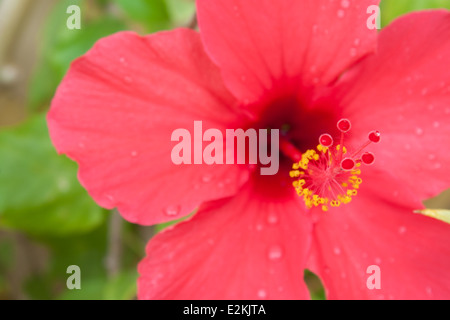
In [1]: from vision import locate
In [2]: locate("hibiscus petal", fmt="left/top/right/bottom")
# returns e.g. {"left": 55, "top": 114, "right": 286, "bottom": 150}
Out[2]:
{"left": 48, "top": 29, "right": 249, "bottom": 225}
{"left": 197, "top": 0, "right": 379, "bottom": 104}
{"left": 138, "top": 180, "right": 313, "bottom": 299}
{"left": 334, "top": 10, "right": 450, "bottom": 200}
{"left": 307, "top": 170, "right": 450, "bottom": 299}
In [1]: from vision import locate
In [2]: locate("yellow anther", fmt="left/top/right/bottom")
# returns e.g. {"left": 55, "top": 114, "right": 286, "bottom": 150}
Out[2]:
{"left": 289, "top": 170, "right": 300, "bottom": 178}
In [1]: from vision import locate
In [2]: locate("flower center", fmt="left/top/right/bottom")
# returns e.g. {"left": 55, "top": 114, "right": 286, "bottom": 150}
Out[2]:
{"left": 289, "top": 119, "right": 381, "bottom": 211}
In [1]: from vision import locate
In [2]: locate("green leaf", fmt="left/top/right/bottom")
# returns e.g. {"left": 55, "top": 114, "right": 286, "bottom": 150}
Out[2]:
{"left": 165, "top": 0, "right": 196, "bottom": 25}
{"left": 103, "top": 270, "right": 138, "bottom": 300}
{"left": 57, "top": 277, "right": 108, "bottom": 300}
{"left": 0, "top": 115, "right": 105, "bottom": 236}
{"left": 112, "top": 0, "right": 171, "bottom": 32}
{"left": 381, "top": 0, "right": 450, "bottom": 27}
{"left": 414, "top": 209, "right": 450, "bottom": 224}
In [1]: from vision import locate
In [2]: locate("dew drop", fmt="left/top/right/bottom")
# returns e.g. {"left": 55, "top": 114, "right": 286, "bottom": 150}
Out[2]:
{"left": 256, "top": 224, "right": 263, "bottom": 231}
{"left": 415, "top": 127, "right": 424, "bottom": 136}
{"left": 350, "top": 48, "right": 357, "bottom": 57}
{"left": 268, "top": 245, "right": 283, "bottom": 261}
{"left": 164, "top": 205, "right": 180, "bottom": 217}
{"left": 375, "top": 257, "right": 382, "bottom": 265}
{"left": 341, "top": 0, "right": 350, "bottom": 8}
{"left": 124, "top": 76, "right": 133, "bottom": 83}
{"left": 333, "top": 247, "right": 341, "bottom": 255}
{"left": 241, "top": 75, "right": 247, "bottom": 82}
{"left": 267, "top": 212, "right": 279, "bottom": 225}
{"left": 433, "top": 121, "right": 440, "bottom": 128}
{"left": 428, "top": 154, "right": 436, "bottom": 161}
{"left": 257, "top": 289, "right": 267, "bottom": 299}
{"left": 433, "top": 163, "right": 442, "bottom": 170}
{"left": 131, "top": 151, "right": 138, "bottom": 157}
{"left": 337, "top": 9, "right": 345, "bottom": 18}
{"left": 398, "top": 226, "right": 407, "bottom": 235}
{"left": 354, "top": 38, "right": 361, "bottom": 46}
{"left": 202, "top": 174, "right": 212, "bottom": 183}
{"left": 426, "top": 286, "right": 433, "bottom": 296}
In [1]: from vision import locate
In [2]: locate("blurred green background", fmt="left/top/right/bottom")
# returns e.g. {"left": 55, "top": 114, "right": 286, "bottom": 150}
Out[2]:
{"left": 0, "top": 0, "right": 449, "bottom": 300}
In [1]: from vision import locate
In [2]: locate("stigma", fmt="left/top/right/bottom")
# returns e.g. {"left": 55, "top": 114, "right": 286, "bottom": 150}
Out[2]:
{"left": 290, "top": 119, "right": 380, "bottom": 212}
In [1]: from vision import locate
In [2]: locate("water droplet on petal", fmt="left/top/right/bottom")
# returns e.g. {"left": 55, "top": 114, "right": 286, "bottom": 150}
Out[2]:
{"left": 257, "top": 289, "right": 267, "bottom": 299}
{"left": 337, "top": 9, "right": 345, "bottom": 18}
{"left": 333, "top": 247, "right": 341, "bottom": 255}
{"left": 124, "top": 76, "right": 133, "bottom": 83}
{"left": 268, "top": 245, "right": 283, "bottom": 261}
{"left": 415, "top": 127, "right": 424, "bottom": 136}
{"left": 131, "top": 151, "right": 138, "bottom": 157}
{"left": 202, "top": 174, "right": 212, "bottom": 183}
{"left": 341, "top": 0, "right": 350, "bottom": 8}
{"left": 433, "top": 121, "right": 440, "bottom": 128}
{"left": 398, "top": 226, "right": 407, "bottom": 235}
{"left": 267, "top": 212, "right": 279, "bottom": 225}
{"left": 164, "top": 205, "right": 180, "bottom": 217}
{"left": 350, "top": 48, "right": 357, "bottom": 57}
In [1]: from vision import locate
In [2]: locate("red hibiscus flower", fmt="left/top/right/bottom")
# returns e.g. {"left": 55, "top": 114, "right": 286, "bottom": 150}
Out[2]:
{"left": 47, "top": 0, "right": 450, "bottom": 299}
